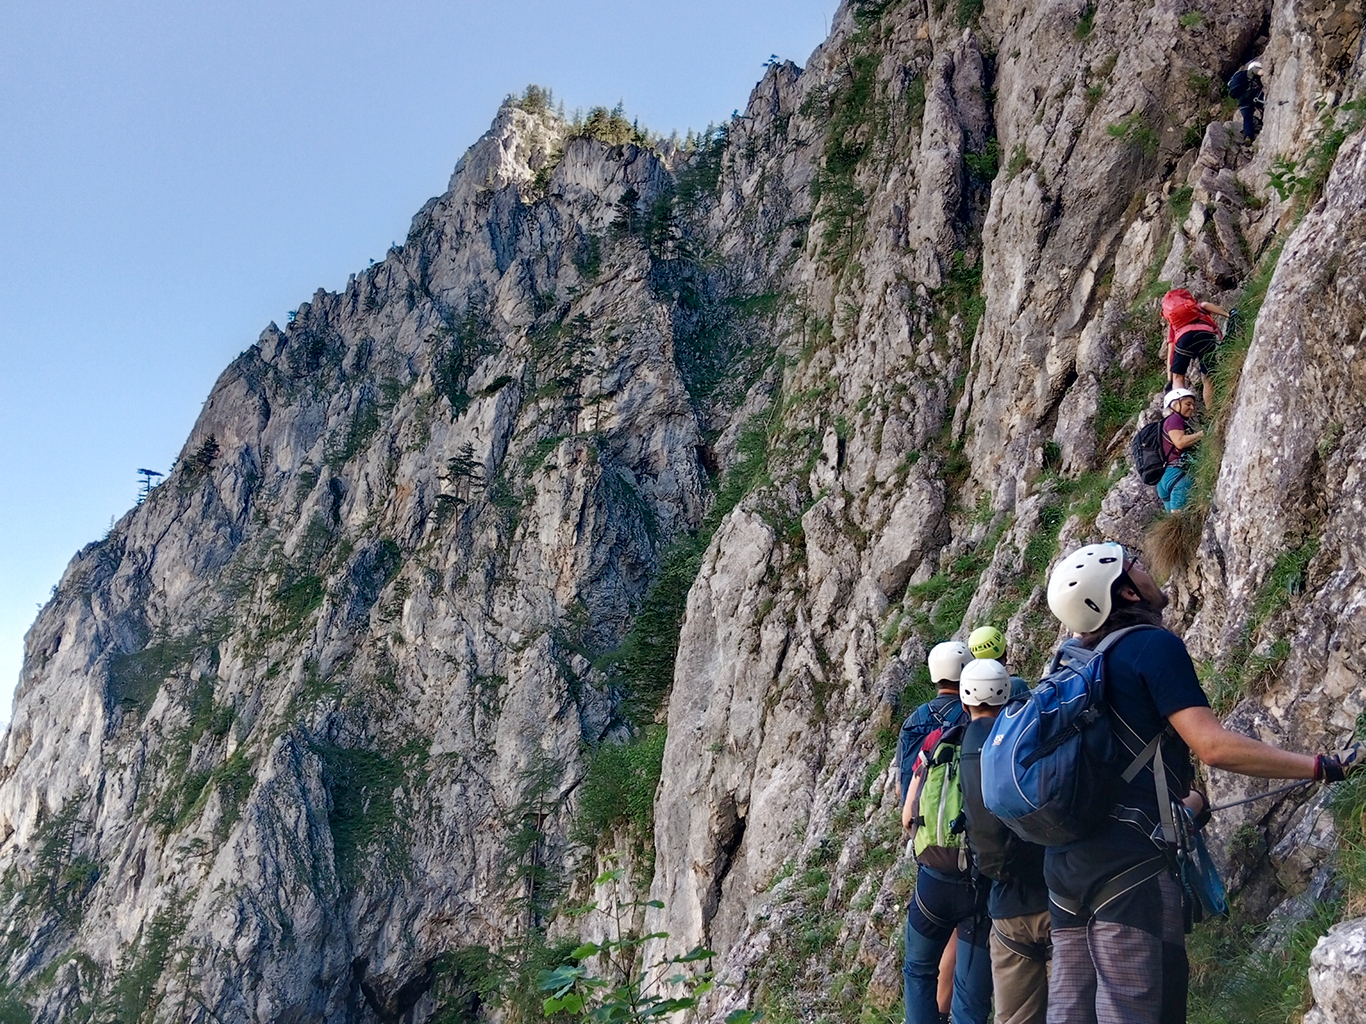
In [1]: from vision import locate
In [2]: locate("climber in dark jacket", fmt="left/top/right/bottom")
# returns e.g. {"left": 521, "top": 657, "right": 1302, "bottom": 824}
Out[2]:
{"left": 1227, "top": 60, "right": 1265, "bottom": 140}
{"left": 897, "top": 641, "right": 985, "bottom": 1024}
{"left": 959, "top": 658, "right": 1051, "bottom": 1024}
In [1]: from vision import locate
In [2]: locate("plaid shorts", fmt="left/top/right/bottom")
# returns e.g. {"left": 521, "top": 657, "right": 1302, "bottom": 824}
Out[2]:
{"left": 1046, "top": 868, "right": 1186, "bottom": 1024}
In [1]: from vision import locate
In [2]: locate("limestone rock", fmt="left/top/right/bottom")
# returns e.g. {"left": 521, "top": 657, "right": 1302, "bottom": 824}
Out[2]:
{"left": 1304, "top": 918, "right": 1366, "bottom": 1024}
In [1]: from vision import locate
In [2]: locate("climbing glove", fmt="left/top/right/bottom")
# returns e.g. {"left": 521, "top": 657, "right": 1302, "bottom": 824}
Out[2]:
{"left": 1314, "top": 743, "right": 1364, "bottom": 782}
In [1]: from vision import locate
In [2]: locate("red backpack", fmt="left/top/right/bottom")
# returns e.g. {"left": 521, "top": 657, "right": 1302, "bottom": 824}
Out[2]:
{"left": 1161, "top": 289, "right": 1220, "bottom": 367}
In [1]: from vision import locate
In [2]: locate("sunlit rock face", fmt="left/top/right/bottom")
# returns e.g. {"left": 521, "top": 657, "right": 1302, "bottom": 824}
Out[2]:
{"left": 3, "top": 0, "right": 1365, "bottom": 1020}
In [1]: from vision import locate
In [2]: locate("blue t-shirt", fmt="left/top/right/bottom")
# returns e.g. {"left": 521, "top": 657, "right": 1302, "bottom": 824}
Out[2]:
{"left": 1045, "top": 626, "right": 1211, "bottom": 903}
{"left": 896, "top": 693, "right": 967, "bottom": 797}
{"left": 1082, "top": 626, "right": 1210, "bottom": 848}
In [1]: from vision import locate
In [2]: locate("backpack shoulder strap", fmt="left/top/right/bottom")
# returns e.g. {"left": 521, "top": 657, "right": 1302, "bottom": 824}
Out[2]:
{"left": 929, "top": 693, "right": 958, "bottom": 726}
{"left": 1100, "top": 625, "right": 1179, "bottom": 844}
{"left": 1120, "top": 729, "right": 1180, "bottom": 844}
{"left": 1093, "top": 624, "right": 1159, "bottom": 654}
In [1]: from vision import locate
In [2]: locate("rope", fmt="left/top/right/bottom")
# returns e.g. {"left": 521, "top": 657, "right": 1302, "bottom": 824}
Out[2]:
{"left": 1207, "top": 779, "right": 1314, "bottom": 814}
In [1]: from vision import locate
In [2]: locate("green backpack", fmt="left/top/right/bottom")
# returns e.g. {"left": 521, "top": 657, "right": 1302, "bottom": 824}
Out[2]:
{"left": 909, "top": 723, "right": 971, "bottom": 875}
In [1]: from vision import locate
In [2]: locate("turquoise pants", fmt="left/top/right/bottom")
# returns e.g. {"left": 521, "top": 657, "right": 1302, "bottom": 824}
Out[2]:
{"left": 1157, "top": 466, "right": 1191, "bottom": 512}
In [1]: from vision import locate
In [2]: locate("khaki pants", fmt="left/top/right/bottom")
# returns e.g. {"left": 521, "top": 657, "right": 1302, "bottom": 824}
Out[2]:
{"left": 990, "top": 911, "right": 1051, "bottom": 1024}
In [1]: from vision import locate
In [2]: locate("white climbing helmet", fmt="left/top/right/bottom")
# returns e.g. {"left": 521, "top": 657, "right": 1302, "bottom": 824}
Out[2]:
{"left": 1164, "top": 387, "right": 1196, "bottom": 410}
{"left": 1047, "top": 542, "right": 1127, "bottom": 633}
{"left": 960, "top": 658, "right": 1010, "bottom": 707}
{"left": 1246, "top": 60, "right": 1264, "bottom": 75}
{"left": 927, "top": 641, "right": 973, "bottom": 686}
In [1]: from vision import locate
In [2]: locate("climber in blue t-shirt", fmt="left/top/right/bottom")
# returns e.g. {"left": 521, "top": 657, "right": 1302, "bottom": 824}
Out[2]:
{"left": 1043, "top": 543, "right": 1365, "bottom": 1024}
{"left": 896, "top": 642, "right": 971, "bottom": 801}
{"left": 896, "top": 640, "right": 988, "bottom": 1024}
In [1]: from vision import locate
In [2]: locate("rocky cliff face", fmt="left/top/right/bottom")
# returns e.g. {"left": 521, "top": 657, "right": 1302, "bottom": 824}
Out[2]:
{"left": 2, "top": 0, "right": 1365, "bottom": 1021}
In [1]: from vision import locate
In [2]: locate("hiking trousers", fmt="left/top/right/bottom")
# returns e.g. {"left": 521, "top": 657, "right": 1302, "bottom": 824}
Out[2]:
{"left": 1045, "top": 870, "right": 1186, "bottom": 1024}
{"left": 991, "top": 911, "right": 1051, "bottom": 1024}
{"left": 1156, "top": 466, "right": 1191, "bottom": 512}
{"left": 904, "top": 867, "right": 992, "bottom": 1024}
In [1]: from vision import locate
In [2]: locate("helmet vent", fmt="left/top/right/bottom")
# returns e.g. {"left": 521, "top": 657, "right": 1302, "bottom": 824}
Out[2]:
{"left": 1085, "top": 599, "right": 1101, "bottom": 612}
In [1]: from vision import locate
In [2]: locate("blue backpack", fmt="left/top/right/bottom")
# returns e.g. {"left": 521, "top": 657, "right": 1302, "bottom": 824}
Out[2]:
{"left": 981, "top": 626, "right": 1162, "bottom": 846}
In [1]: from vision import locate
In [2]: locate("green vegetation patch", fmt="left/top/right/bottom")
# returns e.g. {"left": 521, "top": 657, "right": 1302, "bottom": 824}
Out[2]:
{"left": 579, "top": 405, "right": 777, "bottom": 849}
{"left": 905, "top": 519, "right": 1009, "bottom": 638}
{"left": 1188, "top": 740, "right": 1366, "bottom": 1021}
{"left": 1095, "top": 358, "right": 1169, "bottom": 447}
{"left": 109, "top": 635, "right": 202, "bottom": 718}
{"left": 1106, "top": 112, "right": 1159, "bottom": 156}
{"left": 1269, "top": 99, "right": 1366, "bottom": 212}
{"left": 569, "top": 103, "right": 650, "bottom": 149}
{"left": 1198, "top": 531, "right": 1316, "bottom": 713}
{"left": 1075, "top": 2, "right": 1096, "bottom": 38}
{"left": 102, "top": 908, "right": 182, "bottom": 1024}
{"left": 1168, "top": 184, "right": 1195, "bottom": 222}
{"left": 936, "top": 251, "right": 987, "bottom": 341}
{"left": 571, "top": 726, "right": 667, "bottom": 852}
{"left": 318, "top": 741, "right": 426, "bottom": 887}
{"left": 1187, "top": 902, "right": 1330, "bottom": 1024}
{"left": 432, "top": 300, "right": 496, "bottom": 415}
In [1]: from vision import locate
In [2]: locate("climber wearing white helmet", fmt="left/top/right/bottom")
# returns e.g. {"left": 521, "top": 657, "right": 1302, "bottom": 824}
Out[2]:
{"left": 900, "top": 641, "right": 992, "bottom": 1024}
{"left": 1042, "top": 542, "right": 1363, "bottom": 1024}
{"left": 896, "top": 640, "right": 973, "bottom": 798}
{"left": 1157, "top": 388, "right": 1203, "bottom": 512}
{"left": 1227, "top": 59, "right": 1266, "bottom": 140}
{"left": 958, "top": 659, "right": 1051, "bottom": 1024}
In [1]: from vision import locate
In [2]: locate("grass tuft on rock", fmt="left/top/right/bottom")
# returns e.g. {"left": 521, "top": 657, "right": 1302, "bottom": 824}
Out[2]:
{"left": 1143, "top": 511, "right": 1204, "bottom": 581}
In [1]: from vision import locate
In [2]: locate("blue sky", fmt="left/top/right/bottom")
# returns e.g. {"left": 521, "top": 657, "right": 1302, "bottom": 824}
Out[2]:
{"left": 0, "top": 0, "right": 837, "bottom": 726}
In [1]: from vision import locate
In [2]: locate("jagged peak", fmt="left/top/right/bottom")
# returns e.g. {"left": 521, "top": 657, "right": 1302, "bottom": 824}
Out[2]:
{"left": 445, "top": 97, "right": 568, "bottom": 198}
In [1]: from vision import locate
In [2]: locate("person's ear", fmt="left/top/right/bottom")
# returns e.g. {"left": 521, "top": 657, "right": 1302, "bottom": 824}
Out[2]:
{"left": 1116, "top": 580, "right": 1142, "bottom": 603}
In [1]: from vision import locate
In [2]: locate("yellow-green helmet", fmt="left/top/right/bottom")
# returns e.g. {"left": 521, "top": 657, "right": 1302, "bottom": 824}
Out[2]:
{"left": 968, "top": 625, "right": 1006, "bottom": 660}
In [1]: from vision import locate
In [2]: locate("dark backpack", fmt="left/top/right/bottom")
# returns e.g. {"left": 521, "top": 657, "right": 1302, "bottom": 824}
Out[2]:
{"left": 1130, "top": 420, "right": 1168, "bottom": 485}
{"left": 980, "top": 627, "right": 1164, "bottom": 846}
{"left": 897, "top": 694, "right": 967, "bottom": 799}
{"left": 959, "top": 734, "right": 1016, "bottom": 881}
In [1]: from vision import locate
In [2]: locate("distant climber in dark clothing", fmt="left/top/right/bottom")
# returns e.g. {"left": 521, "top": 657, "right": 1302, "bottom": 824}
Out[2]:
{"left": 1227, "top": 60, "right": 1265, "bottom": 140}
{"left": 959, "top": 659, "right": 1051, "bottom": 1024}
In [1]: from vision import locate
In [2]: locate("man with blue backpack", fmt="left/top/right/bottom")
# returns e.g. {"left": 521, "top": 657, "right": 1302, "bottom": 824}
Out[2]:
{"left": 985, "top": 542, "right": 1363, "bottom": 1024}
{"left": 897, "top": 641, "right": 972, "bottom": 801}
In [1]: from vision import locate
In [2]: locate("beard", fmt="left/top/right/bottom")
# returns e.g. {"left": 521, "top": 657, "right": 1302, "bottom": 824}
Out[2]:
{"left": 1138, "top": 589, "right": 1170, "bottom": 613}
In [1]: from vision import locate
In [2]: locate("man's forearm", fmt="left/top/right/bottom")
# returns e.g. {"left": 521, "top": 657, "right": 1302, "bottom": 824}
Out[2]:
{"left": 1197, "top": 728, "right": 1315, "bottom": 778}
{"left": 1170, "top": 706, "right": 1317, "bottom": 778}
